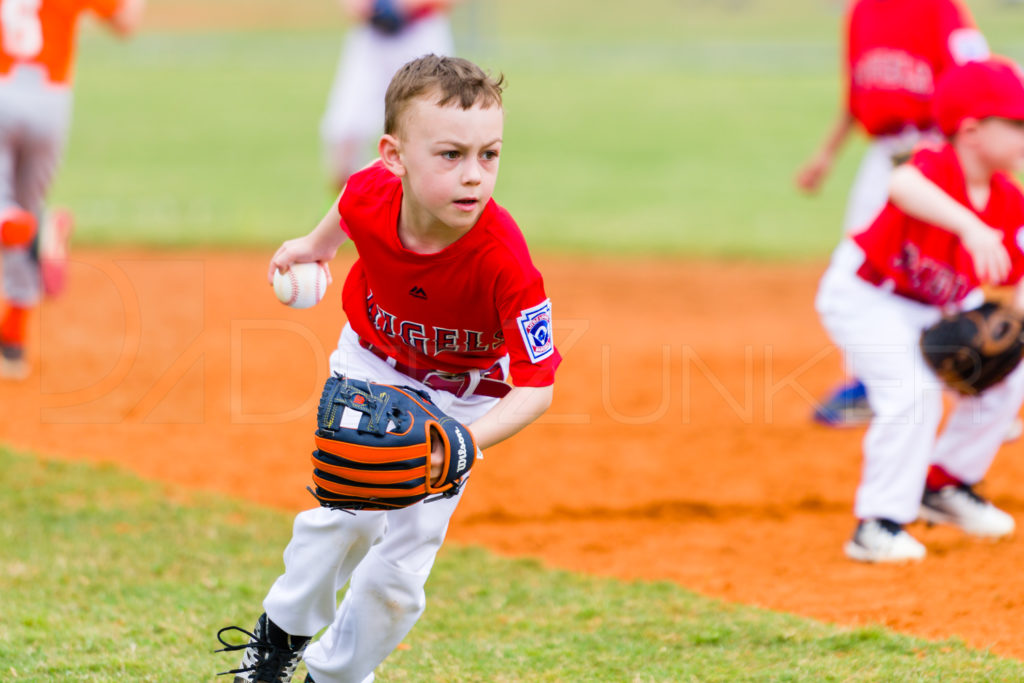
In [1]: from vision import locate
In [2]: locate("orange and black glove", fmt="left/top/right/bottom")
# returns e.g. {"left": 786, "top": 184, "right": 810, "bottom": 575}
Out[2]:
{"left": 309, "top": 375, "right": 476, "bottom": 510}
{"left": 920, "top": 302, "right": 1024, "bottom": 396}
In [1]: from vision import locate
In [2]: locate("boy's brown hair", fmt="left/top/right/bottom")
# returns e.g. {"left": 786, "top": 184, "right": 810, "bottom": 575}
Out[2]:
{"left": 384, "top": 55, "right": 505, "bottom": 136}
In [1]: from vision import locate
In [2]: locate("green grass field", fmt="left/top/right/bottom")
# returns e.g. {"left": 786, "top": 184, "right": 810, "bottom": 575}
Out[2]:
{"left": 4, "top": 446, "right": 1023, "bottom": 682}
{"left": 9, "top": 1, "right": 1024, "bottom": 680}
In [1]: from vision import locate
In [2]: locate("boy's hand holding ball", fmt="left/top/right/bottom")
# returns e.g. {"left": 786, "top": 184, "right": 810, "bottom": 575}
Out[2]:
{"left": 273, "top": 262, "right": 330, "bottom": 309}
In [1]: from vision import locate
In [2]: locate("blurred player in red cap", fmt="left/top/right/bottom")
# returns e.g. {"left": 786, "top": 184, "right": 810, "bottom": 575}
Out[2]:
{"left": 816, "top": 56, "right": 1024, "bottom": 562}
{"left": 796, "top": 0, "right": 990, "bottom": 426}
{"left": 0, "top": 0, "right": 144, "bottom": 379}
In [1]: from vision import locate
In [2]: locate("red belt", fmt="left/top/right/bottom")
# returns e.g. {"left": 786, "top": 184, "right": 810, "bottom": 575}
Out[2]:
{"left": 358, "top": 338, "right": 511, "bottom": 399}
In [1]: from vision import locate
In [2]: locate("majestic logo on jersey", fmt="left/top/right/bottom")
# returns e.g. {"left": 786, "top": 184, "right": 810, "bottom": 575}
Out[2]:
{"left": 1016, "top": 225, "right": 1024, "bottom": 254}
{"left": 517, "top": 299, "right": 554, "bottom": 363}
{"left": 409, "top": 286, "right": 427, "bottom": 300}
{"left": 853, "top": 48, "right": 934, "bottom": 95}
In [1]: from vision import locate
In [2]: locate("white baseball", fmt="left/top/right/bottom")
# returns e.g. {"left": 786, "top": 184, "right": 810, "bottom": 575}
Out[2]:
{"left": 273, "top": 262, "right": 329, "bottom": 309}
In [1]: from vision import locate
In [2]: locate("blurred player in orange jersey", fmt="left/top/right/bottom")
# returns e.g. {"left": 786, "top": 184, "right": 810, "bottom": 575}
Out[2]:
{"left": 0, "top": 0, "right": 144, "bottom": 379}
{"left": 321, "top": 0, "right": 464, "bottom": 191}
{"left": 795, "top": 0, "right": 990, "bottom": 426}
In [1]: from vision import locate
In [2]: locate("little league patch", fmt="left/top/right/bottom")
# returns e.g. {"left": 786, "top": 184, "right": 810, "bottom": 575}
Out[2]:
{"left": 517, "top": 299, "right": 554, "bottom": 363}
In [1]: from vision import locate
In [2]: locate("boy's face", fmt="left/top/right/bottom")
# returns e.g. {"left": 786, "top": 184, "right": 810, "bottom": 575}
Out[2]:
{"left": 390, "top": 94, "right": 504, "bottom": 232}
{"left": 974, "top": 117, "right": 1024, "bottom": 173}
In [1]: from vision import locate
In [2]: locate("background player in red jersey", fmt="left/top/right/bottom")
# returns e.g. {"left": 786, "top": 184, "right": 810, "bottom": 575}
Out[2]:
{"left": 0, "top": 0, "right": 145, "bottom": 379}
{"left": 795, "top": 0, "right": 990, "bottom": 426}
{"left": 220, "top": 55, "right": 559, "bottom": 683}
{"left": 815, "top": 57, "right": 1024, "bottom": 563}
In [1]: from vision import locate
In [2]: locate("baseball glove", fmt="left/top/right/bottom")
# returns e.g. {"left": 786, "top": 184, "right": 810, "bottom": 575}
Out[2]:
{"left": 919, "top": 302, "right": 1024, "bottom": 395}
{"left": 309, "top": 375, "right": 477, "bottom": 510}
{"left": 368, "top": 0, "right": 407, "bottom": 34}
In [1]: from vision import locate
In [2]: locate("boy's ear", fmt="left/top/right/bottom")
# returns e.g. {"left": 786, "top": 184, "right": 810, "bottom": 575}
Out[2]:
{"left": 378, "top": 134, "right": 406, "bottom": 177}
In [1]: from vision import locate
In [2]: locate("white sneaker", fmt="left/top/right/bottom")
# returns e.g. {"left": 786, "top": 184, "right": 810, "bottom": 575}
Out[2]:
{"left": 920, "top": 484, "right": 1015, "bottom": 539}
{"left": 844, "top": 519, "right": 926, "bottom": 563}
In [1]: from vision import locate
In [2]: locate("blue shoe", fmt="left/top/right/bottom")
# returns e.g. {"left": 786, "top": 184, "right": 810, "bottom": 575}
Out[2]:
{"left": 812, "top": 380, "right": 872, "bottom": 427}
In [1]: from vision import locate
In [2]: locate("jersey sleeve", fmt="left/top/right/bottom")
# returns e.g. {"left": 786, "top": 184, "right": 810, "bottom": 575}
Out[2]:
{"left": 337, "top": 161, "right": 390, "bottom": 242}
{"left": 908, "top": 144, "right": 946, "bottom": 181}
{"left": 337, "top": 194, "right": 353, "bottom": 238}
{"left": 939, "top": 0, "right": 989, "bottom": 68}
{"left": 495, "top": 266, "right": 561, "bottom": 387}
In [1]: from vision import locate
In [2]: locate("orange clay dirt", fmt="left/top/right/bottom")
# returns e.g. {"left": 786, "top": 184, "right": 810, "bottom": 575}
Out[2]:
{"left": 3, "top": 248, "right": 1024, "bottom": 658}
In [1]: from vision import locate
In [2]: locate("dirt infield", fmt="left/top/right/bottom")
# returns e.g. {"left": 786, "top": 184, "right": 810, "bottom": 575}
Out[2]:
{"left": 4, "top": 248, "right": 1024, "bottom": 657}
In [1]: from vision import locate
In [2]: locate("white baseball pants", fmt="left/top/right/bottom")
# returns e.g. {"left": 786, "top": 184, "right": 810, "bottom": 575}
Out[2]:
{"left": 816, "top": 240, "right": 1024, "bottom": 523}
{"left": 0, "top": 66, "right": 72, "bottom": 306}
{"left": 262, "top": 324, "right": 503, "bottom": 683}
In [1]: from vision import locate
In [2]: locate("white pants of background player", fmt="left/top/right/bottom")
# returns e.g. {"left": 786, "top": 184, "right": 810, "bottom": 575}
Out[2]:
{"left": 263, "top": 324, "right": 505, "bottom": 683}
{"left": 0, "top": 66, "right": 71, "bottom": 307}
{"left": 816, "top": 240, "right": 1024, "bottom": 524}
{"left": 841, "top": 127, "right": 942, "bottom": 235}
{"left": 320, "top": 15, "right": 453, "bottom": 182}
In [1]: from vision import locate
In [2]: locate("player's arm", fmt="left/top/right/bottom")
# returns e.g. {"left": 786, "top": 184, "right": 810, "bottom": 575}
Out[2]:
{"left": 467, "top": 385, "right": 554, "bottom": 450}
{"left": 889, "top": 164, "right": 1010, "bottom": 282}
{"left": 266, "top": 193, "right": 350, "bottom": 284}
{"left": 428, "top": 384, "right": 552, "bottom": 482}
{"left": 795, "top": 110, "right": 855, "bottom": 193}
{"left": 104, "top": 0, "right": 146, "bottom": 37}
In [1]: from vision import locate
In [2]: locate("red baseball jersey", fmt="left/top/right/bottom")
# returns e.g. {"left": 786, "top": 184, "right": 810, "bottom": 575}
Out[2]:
{"left": 846, "top": 0, "right": 989, "bottom": 136}
{"left": 0, "top": 0, "right": 124, "bottom": 85}
{"left": 338, "top": 162, "right": 560, "bottom": 388}
{"left": 854, "top": 142, "right": 1024, "bottom": 306}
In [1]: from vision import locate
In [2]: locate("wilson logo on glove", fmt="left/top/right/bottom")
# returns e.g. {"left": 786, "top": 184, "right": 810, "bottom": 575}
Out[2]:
{"left": 454, "top": 427, "right": 468, "bottom": 473}
{"left": 309, "top": 375, "right": 478, "bottom": 510}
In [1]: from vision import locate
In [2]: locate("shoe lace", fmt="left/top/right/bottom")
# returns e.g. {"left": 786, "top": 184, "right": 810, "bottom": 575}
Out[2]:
{"left": 955, "top": 483, "right": 986, "bottom": 505}
{"left": 875, "top": 519, "right": 903, "bottom": 535}
{"left": 215, "top": 624, "right": 303, "bottom": 680}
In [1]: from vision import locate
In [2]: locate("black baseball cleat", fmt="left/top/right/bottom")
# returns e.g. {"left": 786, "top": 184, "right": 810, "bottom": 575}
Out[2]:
{"left": 216, "top": 613, "right": 310, "bottom": 683}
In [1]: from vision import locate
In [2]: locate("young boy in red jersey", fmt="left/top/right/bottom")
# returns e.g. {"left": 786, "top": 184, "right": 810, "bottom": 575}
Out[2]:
{"left": 796, "top": 0, "right": 990, "bottom": 426}
{"left": 219, "top": 55, "right": 559, "bottom": 682}
{"left": 816, "top": 57, "right": 1024, "bottom": 563}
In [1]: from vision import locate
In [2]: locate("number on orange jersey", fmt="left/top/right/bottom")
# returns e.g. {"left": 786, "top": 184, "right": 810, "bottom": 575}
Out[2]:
{"left": 1, "top": 0, "right": 44, "bottom": 59}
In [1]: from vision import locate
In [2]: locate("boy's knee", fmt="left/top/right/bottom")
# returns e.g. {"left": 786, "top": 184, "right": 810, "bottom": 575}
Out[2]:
{"left": 366, "top": 569, "right": 426, "bottom": 622}
{"left": 0, "top": 208, "right": 37, "bottom": 248}
{"left": 358, "top": 553, "right": 428, "bottom": 622}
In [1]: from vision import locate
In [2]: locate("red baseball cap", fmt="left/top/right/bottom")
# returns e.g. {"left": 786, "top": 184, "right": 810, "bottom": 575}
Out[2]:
{"left": 933, "top": 57, "right": 1024, "bottom": 136}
